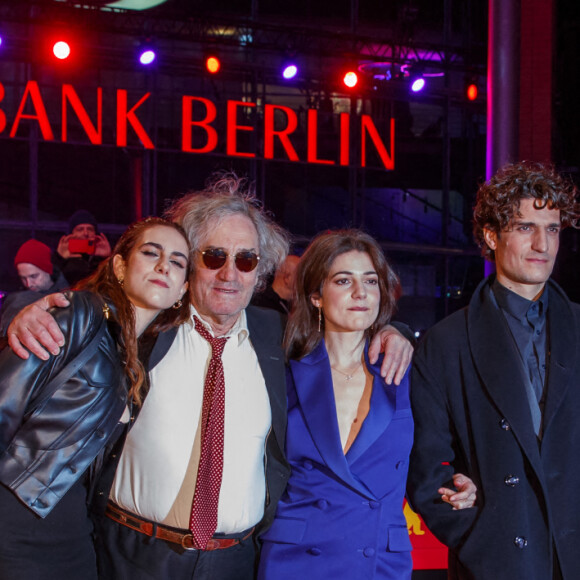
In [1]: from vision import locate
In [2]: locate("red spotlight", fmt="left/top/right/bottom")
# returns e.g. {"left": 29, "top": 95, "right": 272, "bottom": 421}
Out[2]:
{"left": 52, "top": 40, "right": 71, "bottom": 60}
{"left": 206, "top": 55, "right": 221, "bottom": 74}
{"left": 466, "top": 83, "right": 478, "bottom": 101}
{"left": 343, "top": 71, "right": 358, "bottom": 88}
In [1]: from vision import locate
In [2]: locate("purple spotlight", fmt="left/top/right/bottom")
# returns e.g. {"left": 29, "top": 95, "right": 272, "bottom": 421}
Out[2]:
{"left": 139, "top": 49, "right": 156, "bottom": 65}
{"left": 411, "top": 77, "right": 425, "bottom": 92}
{"left": 282, "top": 64, "right": 298, "bottom": 80}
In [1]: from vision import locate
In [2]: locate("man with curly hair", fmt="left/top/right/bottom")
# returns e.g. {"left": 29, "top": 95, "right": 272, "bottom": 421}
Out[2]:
{"left": 407, "top": 161, "right": 580, "bottom": 580}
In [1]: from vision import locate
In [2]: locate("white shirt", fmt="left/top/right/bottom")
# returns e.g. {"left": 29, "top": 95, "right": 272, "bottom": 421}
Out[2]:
{"left": 110, "top": 306, "right": 271, "bottom": 532}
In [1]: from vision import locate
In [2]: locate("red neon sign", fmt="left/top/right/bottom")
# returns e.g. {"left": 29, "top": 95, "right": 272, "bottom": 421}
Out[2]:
{"left": 1, "top": 80, "right": 395, "bottom": 170}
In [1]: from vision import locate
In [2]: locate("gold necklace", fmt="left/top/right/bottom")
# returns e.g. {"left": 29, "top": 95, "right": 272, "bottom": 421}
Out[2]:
{"left": 331, "top": 361, "right": 363, "bottom": 381}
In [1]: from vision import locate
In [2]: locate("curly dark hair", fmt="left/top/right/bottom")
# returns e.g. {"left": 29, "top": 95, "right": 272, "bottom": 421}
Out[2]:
{"left": 284, "top": 229, "right": 399, "bottom": 361}
{"left": 473, "top": 161, "right": 580, "bottom": 261}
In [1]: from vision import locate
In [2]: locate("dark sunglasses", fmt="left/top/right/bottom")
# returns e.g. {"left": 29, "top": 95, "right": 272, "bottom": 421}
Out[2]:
{"left": 200, "top": 248, "right": 260, "bottom": 273}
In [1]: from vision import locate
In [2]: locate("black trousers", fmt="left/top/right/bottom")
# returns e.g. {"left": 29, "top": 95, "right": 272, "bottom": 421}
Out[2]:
{"left": 95, "top": 515, "right": 258, "bottom": 580}
{"left": 0, "top": 478, "right": 98, "bottom": 580}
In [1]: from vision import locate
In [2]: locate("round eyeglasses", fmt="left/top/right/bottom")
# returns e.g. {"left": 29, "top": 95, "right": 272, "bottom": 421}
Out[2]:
{"left": 200, "top": 248, "right": 260, "bottom": 273}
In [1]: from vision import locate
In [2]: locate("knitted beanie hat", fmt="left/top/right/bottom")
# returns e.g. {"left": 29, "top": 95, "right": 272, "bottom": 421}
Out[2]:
{"left": 68, "top": 209, "right": 98, "bottom": 234}
{"left": 14, "top": 239, "right": 53, "bottom": 275}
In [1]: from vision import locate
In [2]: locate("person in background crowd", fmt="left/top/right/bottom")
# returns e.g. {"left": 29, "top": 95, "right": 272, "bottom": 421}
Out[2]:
{"left": 6, "top": 174, "right": 414, "bottom": 580}
{"left": 0, "top": 217, "right": 190, "bottom": 580}
{"left": 0, "top": 239, "right": 69, "bottom": 335}
{"left": 251, "top": 254, "right": 300, "bottom": 314}
{"left": 54, "top": 209, "right": 112, "bottom": 286}
{"left": 407, "top": 162, "right": 580, "bottom": 580}
{"left": 258, "top": 230, "right": 475, "bottom": 580}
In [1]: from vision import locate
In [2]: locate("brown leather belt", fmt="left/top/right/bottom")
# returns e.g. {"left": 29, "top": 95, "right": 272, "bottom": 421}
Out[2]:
{"left": 105, "top": 501, "right": 254, "bottom": 551}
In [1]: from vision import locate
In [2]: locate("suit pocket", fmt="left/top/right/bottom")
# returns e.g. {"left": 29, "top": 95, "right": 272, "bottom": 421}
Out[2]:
{"left": 386, "top": 525, "right": 412, "bottom": 552}
{"left": 261, "top": 517, "right": 307, "bottom": 544}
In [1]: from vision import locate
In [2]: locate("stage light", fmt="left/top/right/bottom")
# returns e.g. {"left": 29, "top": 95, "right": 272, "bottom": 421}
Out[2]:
{"left": 53, "top": 40, "right": 71, "bottom": 60}
{"left": 139, "top": 48, "right": 156, "bottom": 65}
{"left": 343, "top": 71, "right": 358, "bottom": 88}
{"left": 282, "top": 63, "right": 298, "bottom": 80}
{"left": 205, "top": 55, "right": 221, "bottom": 74}
{"left": 466, "top": 83, "right": 478, "bottom": 101}
{"left": 410, "top": 76, "right": 425, "bottom": 92}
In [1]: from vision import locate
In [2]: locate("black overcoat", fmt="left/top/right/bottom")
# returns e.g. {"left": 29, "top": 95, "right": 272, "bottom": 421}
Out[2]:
{"left": 407, "top": 276, "right": 580, "bottom": 579}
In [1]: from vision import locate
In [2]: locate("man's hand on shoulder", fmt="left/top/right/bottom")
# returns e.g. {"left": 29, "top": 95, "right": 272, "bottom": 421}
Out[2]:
{"left": 7, "top": 293, "right": 70, "bottom": 360}
{"left": 368, "top": 324, "right": 413, "bottom": 385}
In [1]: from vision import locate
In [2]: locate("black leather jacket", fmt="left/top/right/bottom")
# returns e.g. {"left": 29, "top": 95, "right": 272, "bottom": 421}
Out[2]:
{"left": 0, "top": 291, "right": 127, "bottom": 518}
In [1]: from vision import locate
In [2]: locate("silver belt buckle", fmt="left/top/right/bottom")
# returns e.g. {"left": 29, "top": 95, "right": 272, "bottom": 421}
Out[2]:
{"left": 181, "top": 533, "right": 197, "bottom": 551}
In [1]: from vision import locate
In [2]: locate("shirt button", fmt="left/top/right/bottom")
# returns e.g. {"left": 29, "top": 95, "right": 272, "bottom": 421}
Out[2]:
{"left": 369, "top": 501, "right": 380, "bottom": 509}
{"left": 307, "top": 547, "right": 322, "bottom": 556}
{"left": 316, "top": 499, "right": 328, "bottom": 510}
{"left": 363, "top": 547, "right": 375, "bottom": 557}
{"left": 514, "top": 536, "right": 528, "bottom": 549}
{"left": 303, "top": 461, "right": 313, "bottom": 470}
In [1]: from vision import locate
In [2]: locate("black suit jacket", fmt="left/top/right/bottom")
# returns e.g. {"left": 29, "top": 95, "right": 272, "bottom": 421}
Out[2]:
{"left": 93, "top": 306, "right": 290, "bottom": 536}
{"left": 407, "top": 276, "right": 580, "bottom": 579}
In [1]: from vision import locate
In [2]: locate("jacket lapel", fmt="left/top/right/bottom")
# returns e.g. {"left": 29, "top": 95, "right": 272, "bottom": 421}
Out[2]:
{"left": 345, "top": 348, "right": 396, "bottom": 466}
{"left": 246, "top": 307, "right": 288, "bottom": 454}
{"left": 468, "top": 279, "right": 542, "bottom": 472}
{"left": 290, "top": 341, "right": 365, "bottom": 492}
{"left": 542, "top": 281, "right": 577, "bottom": 436}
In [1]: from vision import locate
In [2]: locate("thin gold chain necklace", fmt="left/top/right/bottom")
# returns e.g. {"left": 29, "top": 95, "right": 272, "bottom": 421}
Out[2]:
{"left": 331, "top": 361, "right": 363, "bottom": 381}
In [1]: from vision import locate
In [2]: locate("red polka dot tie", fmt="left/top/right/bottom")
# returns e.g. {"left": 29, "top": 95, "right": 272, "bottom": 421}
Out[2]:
{"left": 189, "top": 316, "right": 229, "bottom": 550}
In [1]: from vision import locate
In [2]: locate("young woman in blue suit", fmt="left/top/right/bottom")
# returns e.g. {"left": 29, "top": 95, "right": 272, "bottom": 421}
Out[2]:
{"left": 258, "top": 230, "right": 475, "bottom": 579}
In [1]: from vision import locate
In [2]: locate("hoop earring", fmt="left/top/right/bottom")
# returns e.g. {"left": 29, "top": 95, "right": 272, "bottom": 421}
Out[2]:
{"left": 318, "top": 305, "right": 322, "bottom": 333}
{"left": 172, "top": 299, "right": 183, "bottom": 310}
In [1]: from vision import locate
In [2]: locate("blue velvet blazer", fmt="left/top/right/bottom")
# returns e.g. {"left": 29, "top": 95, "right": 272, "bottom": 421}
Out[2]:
{"left": 258, "top": 339, "right": 413, "bottom": 580}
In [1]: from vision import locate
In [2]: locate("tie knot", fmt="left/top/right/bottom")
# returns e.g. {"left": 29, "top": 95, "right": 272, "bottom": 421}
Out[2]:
{"left": 194, "top": 316, "right": 229, "bottom": 356}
